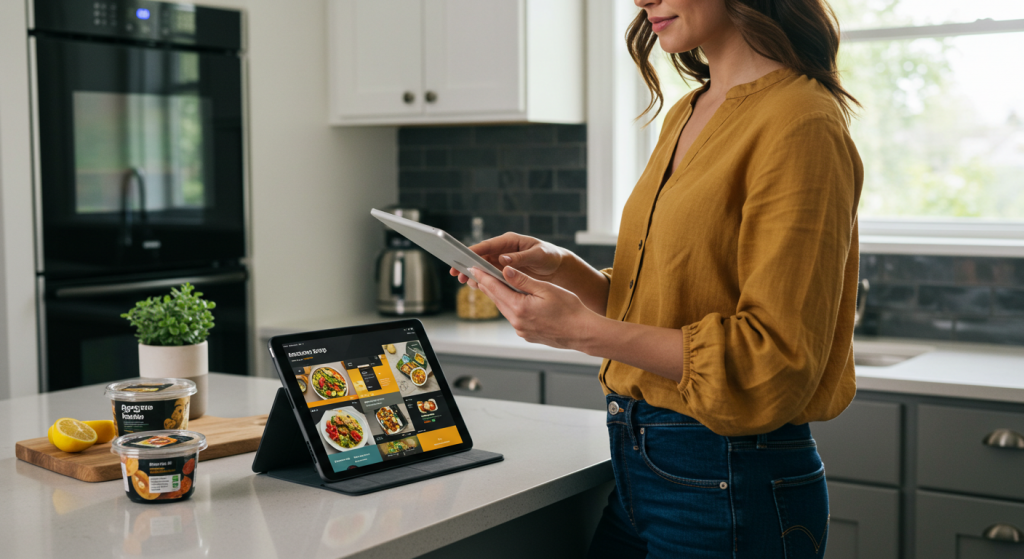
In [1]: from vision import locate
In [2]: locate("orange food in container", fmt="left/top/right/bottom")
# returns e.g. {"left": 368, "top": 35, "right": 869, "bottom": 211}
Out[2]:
{"left": 111, "top": 430, "right": 207, "bottom": 504}
{"left": 104, "top": 378, "right": 197, "bottom": 435}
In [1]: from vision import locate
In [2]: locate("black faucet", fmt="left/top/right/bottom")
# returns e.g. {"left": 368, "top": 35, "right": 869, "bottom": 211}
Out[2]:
{"left": 120, "top": 167, "right": 147, "bottom": 247}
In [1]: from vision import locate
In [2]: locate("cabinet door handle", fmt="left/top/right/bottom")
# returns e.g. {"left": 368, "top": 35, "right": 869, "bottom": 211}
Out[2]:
{"left": 454, "top": 376, "right": 481, "bottom": 391}
{"left": 425, "top": 91, "right": 437, "bottom": 103}
{"left": 403, "top": 91, "right": 415, "bottom": 104}
{"left": 983, "top": 428, "right": 1024, "bottom": 449}
{"left": 983, "top": 523, "right": 1023, "bottom": 543}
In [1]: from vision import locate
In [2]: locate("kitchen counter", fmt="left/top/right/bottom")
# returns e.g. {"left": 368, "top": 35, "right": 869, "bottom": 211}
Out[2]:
{"left": 1, "top": 374, "right": 612, "bottom": 558}
{"left": 261, "top": 314, "right": 1024, "bottom": 404}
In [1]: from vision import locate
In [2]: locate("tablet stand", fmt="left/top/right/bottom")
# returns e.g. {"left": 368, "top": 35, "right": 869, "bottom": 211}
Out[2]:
{"left": 252, "top": 388, "right": 503, "bottom": 496}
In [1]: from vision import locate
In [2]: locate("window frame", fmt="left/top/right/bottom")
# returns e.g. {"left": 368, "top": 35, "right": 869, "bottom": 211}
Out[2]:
{"left": 579, "top": 5, "right": 1024, "bottom": 257}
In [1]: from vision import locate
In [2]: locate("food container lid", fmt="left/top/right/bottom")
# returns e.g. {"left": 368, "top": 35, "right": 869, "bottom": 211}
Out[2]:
{"left": 104, "top": 377, "right": 197, "bottom": 402}
{"left": 110, "top": 430, "right": 208, "bottom": 459}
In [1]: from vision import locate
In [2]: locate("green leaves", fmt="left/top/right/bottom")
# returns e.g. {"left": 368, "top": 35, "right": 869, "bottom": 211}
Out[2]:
{"left": 120, "top": 283, "right": 216, "bottom": 346}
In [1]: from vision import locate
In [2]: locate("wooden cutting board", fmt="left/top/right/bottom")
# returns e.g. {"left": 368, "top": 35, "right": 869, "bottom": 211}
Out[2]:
{"left": 15, "top": 414, "right": 268, "bottom": 483}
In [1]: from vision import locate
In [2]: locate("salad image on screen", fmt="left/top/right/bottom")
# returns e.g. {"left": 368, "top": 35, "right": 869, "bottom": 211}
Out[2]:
{"left": 324, "top": 410, "right": 364, "bottom": 449}
{"left": 312, "top": 366, "right": 348, "bottom": 399}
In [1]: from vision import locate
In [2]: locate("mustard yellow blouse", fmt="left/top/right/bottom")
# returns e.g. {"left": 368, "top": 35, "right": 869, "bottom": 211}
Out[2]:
{"left": 599, "top": 68, "right": 863, "bottom": 436}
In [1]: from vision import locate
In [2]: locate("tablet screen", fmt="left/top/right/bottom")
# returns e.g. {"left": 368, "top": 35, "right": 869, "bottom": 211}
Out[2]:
{"left": 276, "top": 322, "right": 468, "bottom": 475}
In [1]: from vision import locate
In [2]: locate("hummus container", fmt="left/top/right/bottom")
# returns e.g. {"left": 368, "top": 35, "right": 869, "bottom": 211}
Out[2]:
{"left": 111, "top": 430, "right": 207, "bottom": 504}
{"left": 105, "top": 378, "right": 197, "bottom": 435}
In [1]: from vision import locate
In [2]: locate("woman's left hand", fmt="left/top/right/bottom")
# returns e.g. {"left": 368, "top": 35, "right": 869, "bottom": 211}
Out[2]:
{"left": 470, "top": 266, "right": 598, "bottom": 351}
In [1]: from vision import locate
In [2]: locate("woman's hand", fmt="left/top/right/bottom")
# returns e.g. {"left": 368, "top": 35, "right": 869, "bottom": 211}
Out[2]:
{"left": 470, "top": 266, "right": 598, "bottom": 351}
{"left": 450, "top": 233, "right": 564, "bottom": 286}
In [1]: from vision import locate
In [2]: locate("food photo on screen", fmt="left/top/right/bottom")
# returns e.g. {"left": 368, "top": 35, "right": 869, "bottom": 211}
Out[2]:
{"left": 307, "top": 402, "right": 383, "bottom": 471}
{"left": 382, "top": 340, "right": 439, "bottom": 397}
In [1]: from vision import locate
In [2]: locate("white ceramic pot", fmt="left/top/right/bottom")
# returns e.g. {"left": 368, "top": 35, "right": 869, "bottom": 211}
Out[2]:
{"left": 138, "top": 341, "right": 208, "bottom": 420}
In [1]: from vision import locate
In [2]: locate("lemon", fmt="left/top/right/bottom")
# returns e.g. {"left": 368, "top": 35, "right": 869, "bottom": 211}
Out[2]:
{"left": 47, "top": 425, "right": 55, "bottom": 445}
{"left": 51, "top": 418, "right": 98, "bottom": 453}
{"left": 83, "top": 420, "right": 116, "bottom": 443}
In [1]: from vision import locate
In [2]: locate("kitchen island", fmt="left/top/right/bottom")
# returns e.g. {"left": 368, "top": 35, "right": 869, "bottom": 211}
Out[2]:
{"left": 1, "top": 374, "right": 612, "bottom": 558}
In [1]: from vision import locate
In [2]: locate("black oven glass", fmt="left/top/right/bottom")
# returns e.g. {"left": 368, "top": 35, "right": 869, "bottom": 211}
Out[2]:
{"left": 36, "top": 35, "right": 244, "bottom": 278}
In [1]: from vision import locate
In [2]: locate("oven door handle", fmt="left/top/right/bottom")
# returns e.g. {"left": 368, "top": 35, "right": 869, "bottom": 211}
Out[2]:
{"left": 54, "top": 272, "right": 247, "bottom": 298}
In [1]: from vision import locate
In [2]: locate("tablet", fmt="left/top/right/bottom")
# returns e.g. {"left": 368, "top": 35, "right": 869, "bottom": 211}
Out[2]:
{"left": 371, "top": 208, "right": 524, "bottom": 294}
{"left": 267, "top": 319, "right": 474, "bottom": 483}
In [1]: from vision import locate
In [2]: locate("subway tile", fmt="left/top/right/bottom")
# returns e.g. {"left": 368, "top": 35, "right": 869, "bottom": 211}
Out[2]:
{"left": 423, "top": 191, "right": 448, "bottom": 211}
{"left": 398, "top": 148, "right": 423, "bottom": 168}
{"left": 575, "top": 245, "right": 617, "bottom": 270}
{"left": 450, "top": 147, "right": 497, "bottom": 167}
{"left": 499, "top": 170, "right": 524, "bottom": 190}
{"left": 477, "top": 213, "right": 526, "bottom": 235}
{"left": 530, "top": 192, "right": 581, "bottom": 213}
{"left": 469, "top": 192, "right": 501, "bottom": 213}
{"left": 1015, "top": 260, "right": 1024, "bottom": 286}
{"left": 876, "top": 311, "right": 954, "bottom": 341}
{"left": 994, "top": 288, "right": 1024, "bottom": 316}
{"left": 918, "top": 286, "right": 991, "bottom": 315}
{"left": 473, "top": 169, "right": 499, "bottom": 189}
{"left": 528, "top": 215, "right": 554, "bottom": 236}
{"left": 502, "top": 192, "right": 528, "bottom": 212}
{"left": 865, "top": 284, "right": 916, "bottom": 310}
{"left": 424, "top": 148, "right": 448, "bottom": 167}
{"left": 556, "top": 169, "right": 587, "bottom": 190}
{"left": 557, "top": 215, "right": 588, "bottom": 236}
{"left": 399, "top": 170, "right": 464, "bottom": 189}
{"left": 398, "top": 127, "right": 473, "bottom": 146}
{"left": 476, "top": 125, "right": 556, "bottom": 145}
{"left": 556, "top": 124, "right": 587, "bottom": 143}
{"left": 450, "top": 192, "right": 465, "bottom": 211}
{"left": 954, "top": 317, "right": 1024, "bottom": 346}
{"left": 501, "top": 146, "right": 582, "bottom": 168}
{"left": 859, "top": 254, "right": 881, "bottom": 282}
{"left": 881, "top": 255, "right": 955, "bottom": 283}
{"left": 528, "top": 170, "right": 554, "bottom": 190}
{"left": 398, "top": 190, "right": 423, "bottom": 207}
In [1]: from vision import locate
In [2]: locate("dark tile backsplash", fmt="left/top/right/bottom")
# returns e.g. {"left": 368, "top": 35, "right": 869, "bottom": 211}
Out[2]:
{"left": 397, "top": 124, "right": 1024, "bottom": 346}
{"left": 857, "top": 255, "right": 1024, "bottom": 345}
{"left": 398, "top": 123, "right": 614, "bottom": 310}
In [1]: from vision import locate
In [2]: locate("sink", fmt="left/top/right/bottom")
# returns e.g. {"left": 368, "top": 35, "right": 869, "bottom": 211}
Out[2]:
{"left": 853, "top": 340, "right": 935, "bottom": 367}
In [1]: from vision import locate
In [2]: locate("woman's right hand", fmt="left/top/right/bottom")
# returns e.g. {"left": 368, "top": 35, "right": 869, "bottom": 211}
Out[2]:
{"left": 450, "top": 232, "right": 565, "bottom": 286}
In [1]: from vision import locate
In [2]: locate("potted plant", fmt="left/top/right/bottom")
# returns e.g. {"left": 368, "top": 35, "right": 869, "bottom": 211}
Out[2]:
{"left": 122, "top": 283, "right": 216, "bottom": 420}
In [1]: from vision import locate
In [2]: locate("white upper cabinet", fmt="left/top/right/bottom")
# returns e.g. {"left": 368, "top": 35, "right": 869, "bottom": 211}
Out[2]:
{"left": 328, "top": 0, "right": 584, "bottom": 125}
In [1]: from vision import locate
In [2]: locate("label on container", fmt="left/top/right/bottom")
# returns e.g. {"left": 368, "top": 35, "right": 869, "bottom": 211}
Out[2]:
{"left": 112, "top": 396, "right": 190, "bottom": 434}
{"left": 148, "top": 474, "right": 181, "bottom": 494}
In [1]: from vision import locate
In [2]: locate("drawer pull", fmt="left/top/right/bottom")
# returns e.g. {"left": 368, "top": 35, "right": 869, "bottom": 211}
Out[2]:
{"left": 983, "top": 523, "right": 1023, "bottom": 543}
{"left": 454, "top": 376, "right": 482, "bottom": 391}
{"left": 983, "top": 429, "right": 1024, "bottom": 449}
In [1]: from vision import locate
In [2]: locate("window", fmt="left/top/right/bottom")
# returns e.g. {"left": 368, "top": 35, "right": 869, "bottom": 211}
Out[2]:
{"left": 581, "top": 1, "right": 1024, "bottom": 255}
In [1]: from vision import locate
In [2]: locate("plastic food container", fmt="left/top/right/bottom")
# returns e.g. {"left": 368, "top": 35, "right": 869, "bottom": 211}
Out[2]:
{"left": 105, "top": 378, "right": 197, "bottom": 435}
{"left": 111, "top": 430, "right": 207, "bottom": 504}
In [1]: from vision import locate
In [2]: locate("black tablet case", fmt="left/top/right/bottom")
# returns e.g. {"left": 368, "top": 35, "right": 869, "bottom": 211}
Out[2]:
{"left": 252, "top": 388, "right": 503, "bottom": 495}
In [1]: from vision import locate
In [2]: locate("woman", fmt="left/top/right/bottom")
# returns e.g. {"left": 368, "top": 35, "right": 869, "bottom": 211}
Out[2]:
{"left": 452, "top": 0, "right": 862, "bottom": 557}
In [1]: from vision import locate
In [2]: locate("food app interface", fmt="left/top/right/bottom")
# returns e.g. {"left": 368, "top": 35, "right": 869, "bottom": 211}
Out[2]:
{"left": 283, "top": 326, "right": 463, "bottom": 472}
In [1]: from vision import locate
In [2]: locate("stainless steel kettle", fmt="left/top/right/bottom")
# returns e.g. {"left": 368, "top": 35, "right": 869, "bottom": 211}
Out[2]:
{"left": 375, "top": 207, "right": 441, "bottom": 315}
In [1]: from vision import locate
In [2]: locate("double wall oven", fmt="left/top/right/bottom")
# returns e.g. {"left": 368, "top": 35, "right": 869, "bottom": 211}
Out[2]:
{"left": 31, "top": 0, "right": 249, "bottom": 391}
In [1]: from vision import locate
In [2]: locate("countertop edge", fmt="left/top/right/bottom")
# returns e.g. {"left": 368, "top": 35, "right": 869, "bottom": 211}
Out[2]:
{"left": 347, "top": 461, "right": 614, "bottom": 559}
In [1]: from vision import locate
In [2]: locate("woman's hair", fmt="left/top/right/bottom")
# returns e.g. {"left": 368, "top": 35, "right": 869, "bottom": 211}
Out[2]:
{"left": 627, "top": 0, "right": 859, "bottom": 122}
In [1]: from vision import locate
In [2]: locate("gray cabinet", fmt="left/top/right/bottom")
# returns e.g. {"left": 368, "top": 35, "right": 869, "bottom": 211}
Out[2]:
{"left": 438, "top": 355, "right": 542, "bottom": 404}
{"left": 916, "top": 491, "right": 1024, "bottom": 559}
{"left": 917, "top": 404, "right": 1024, "bottom": 501}
{"left": 826, "top": 481, "right": 900, "bottom": 559}
{"left": 814, "top": 400, "right": 902, "bottom": 486}
{"left": 545, "top": 371, "right": 606, "bottom": 411}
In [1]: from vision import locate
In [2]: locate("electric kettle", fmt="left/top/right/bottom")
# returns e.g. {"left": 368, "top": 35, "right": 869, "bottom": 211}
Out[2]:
{"left": 375, "top": 207, "right": 441, "bottom": 315}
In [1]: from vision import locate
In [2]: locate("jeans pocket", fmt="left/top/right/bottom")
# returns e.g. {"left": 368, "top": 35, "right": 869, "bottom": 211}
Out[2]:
{"left": 639, "top": 427, "right": 727, "bottom": 489}
{"left": 772, "top": 465, "right": 829, "bottom": 558}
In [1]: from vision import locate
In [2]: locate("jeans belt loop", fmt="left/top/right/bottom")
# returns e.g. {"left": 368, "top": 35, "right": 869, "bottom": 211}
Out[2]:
{"left": 757, "top": 433, "right": 768, "bottom": 450}
{"left": 625, "top": 399, "right": 640, "bottom": 451}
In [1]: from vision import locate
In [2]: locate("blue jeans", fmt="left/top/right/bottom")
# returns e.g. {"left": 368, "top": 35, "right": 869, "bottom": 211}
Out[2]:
{"left": 586, "top": 395, "right": 829, "bottom": 559}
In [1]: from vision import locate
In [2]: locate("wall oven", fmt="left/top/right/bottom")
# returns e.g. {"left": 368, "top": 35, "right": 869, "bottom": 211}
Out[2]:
{"left": 31, "top": 0, "right": 249, "bottom": 391}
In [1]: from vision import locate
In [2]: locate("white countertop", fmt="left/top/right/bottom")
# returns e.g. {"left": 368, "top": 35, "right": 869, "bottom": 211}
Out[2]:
{"left": 261, "top": 313, "right": 1024, "bottom": 404}
{"left": 1, "top": 374, "right": 611, "bottom": 558}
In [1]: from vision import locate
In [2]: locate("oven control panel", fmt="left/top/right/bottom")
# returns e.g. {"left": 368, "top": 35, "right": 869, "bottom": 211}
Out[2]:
{"left": 31, "top": 0, "right": 241, "bottom": 51}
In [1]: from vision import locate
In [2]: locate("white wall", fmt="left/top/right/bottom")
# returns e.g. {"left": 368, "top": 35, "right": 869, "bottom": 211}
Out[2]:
{"left": 0, "top": 0, "right": 39, "bottom": 400}
{"left": 0, "top": 0, "right": 397, "bottom": 396}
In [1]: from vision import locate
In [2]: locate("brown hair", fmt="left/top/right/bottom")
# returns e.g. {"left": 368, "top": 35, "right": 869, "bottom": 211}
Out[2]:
{"left": 627, "top": 0, "right": 859, "bottom": 122}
